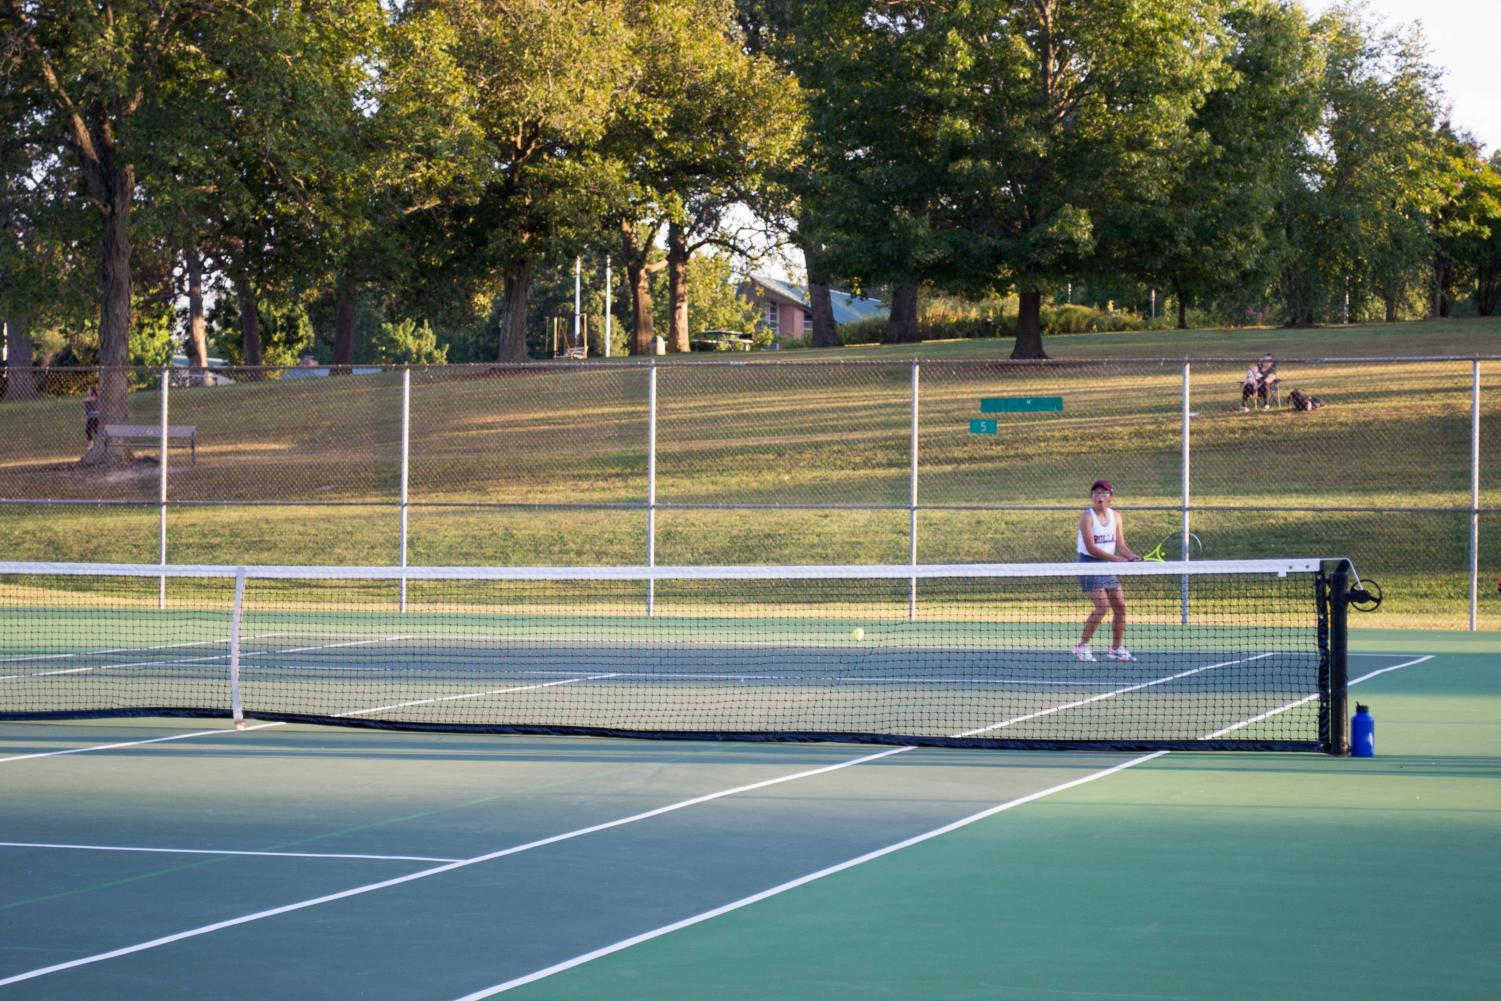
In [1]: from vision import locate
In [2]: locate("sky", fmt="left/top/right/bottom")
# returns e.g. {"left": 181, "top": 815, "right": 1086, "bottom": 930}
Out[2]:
{"left": 1302, "top": 0, "right": 1500, "bottom": 154}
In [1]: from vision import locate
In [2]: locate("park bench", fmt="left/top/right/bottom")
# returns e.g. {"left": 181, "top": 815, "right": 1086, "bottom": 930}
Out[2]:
{"left": 102, "top": 424, "right": 198, "bottom": 464}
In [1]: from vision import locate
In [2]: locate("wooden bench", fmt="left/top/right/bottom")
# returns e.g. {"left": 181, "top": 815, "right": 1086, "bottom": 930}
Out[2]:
{"left": 102, "top": 424, "right": 198, "bottom": 464}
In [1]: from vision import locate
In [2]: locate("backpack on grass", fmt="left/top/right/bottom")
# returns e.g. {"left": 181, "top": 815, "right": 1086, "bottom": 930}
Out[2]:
{"left": 1289, "top": 388, "right": 1323, "bottom": 412}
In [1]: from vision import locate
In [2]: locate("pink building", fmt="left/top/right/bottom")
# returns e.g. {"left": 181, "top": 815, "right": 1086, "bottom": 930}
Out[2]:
{"left": 739, "top": 275, "right": 888, "bottom": 343}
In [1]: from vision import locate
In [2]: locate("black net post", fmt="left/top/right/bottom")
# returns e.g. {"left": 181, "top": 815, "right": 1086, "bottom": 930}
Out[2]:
{"left": 1325, "top": 560, "right": 1351, "bottom": 755}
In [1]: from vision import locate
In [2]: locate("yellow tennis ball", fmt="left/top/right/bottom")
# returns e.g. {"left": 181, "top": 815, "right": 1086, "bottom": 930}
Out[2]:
{"left": 851, "top": 627, "right": 865, "bottom": 641}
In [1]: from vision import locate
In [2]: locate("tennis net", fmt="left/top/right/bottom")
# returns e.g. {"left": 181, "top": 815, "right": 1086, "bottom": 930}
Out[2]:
{"left": 0, "top": 559, "right": 1355, "bottom": 751}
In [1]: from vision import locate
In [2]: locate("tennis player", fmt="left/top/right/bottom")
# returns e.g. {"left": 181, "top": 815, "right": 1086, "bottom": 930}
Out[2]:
{"left": 1074, "top": 479, "right": 1142, "bottom": 662}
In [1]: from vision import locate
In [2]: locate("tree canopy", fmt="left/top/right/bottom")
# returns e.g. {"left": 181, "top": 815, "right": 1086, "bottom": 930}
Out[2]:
{"left": 3, "top": 0, "right": 1495, "bottom": 415}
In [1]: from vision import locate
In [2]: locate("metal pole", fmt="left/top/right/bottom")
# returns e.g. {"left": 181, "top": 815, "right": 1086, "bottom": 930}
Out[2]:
{"left": 1470, "top": 359, "right": 1480, "bottom": 631}
{"left": 604, "top": 257, "right": 612, "bottom": 358}
{"left": 229, "top": 567, "right": 247, "bottom": 729}
{"left": 909, "top": 360, "right": 919, "bottom": 621}
{"left": 574, "top": 257, "right": 582, "bottom": 347}
{"left": 647, "top": 364, "right": 657, "bottom": 616}
{"left": 1328, "top": 562, "right": 1351, "bottom": 755}
{"left": 1181, "top": 360, "right": 1191, "bottom": 624}
{"left": 399, "top": 367, "right": 411, "bottom": 613}
{"left": 159, "top": 366, "right": 169, "bottom": 609}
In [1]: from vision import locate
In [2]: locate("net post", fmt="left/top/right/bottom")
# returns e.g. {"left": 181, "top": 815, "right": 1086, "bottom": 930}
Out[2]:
{"left": 1469, "top": 358, "right": 1480, "bottom": 632}
{"left": 1180, "top": 359, "right": 1190, "bottom": 624}
{"left": 159, "top": 365, "right": 170, "bottom": 609}
{"left": 399, "top": 366, "right": 411, "bottom": 613}
{"left": 647, "top": 363, "right": 658, "bottom": 617}
{"left": 228, "top": 567, "right": 247, "bottom": 730}
{"left": 1325, "top": 560, "right": 1351, "bottom": 755}
{"left": 909, "top": 360, "right": 919, "bottom": 621}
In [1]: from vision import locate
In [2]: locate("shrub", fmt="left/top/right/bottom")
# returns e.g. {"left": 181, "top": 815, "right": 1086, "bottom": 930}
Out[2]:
{"left": 837, "top": 316, "right": 886, "bottom": 345}
{"left": 374, "top": 318, "right": 449, "bottom": 365}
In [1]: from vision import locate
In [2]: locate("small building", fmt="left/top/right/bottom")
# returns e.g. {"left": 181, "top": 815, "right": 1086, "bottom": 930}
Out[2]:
{"left": 739, "top": 275, "right": 888, "bottom": 343}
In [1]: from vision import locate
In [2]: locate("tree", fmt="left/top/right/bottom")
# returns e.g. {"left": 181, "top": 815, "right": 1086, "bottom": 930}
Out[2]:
{"left": 799, "top": 1, "right": 1227, "bottom": 357}
{"left": 1, "top": 0, "right": 224, "bottom": 457}
{"left": 1104, "top": 0, "right": 1320, "bottom": 329}
{"left": 1275, "top": 4, "right": 1448, "bottom": 324}
{"left": 1431, "top": 140, "right": 1501, "bottom": 319}
{"left": 436, "top": 0, "right": 629, "bottom": 361}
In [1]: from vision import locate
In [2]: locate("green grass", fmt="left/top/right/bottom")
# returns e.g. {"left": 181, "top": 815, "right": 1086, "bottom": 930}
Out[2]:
{"left": 3, "top": 316, "right": 1499, "bottom": 628}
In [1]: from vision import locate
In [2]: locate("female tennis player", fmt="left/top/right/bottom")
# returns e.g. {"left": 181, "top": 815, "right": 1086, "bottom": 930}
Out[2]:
{"left": 1074, "top": 479, "right": 1142, "bottom": 663}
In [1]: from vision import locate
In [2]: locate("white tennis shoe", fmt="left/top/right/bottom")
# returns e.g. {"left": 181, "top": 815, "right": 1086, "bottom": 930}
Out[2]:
{"left": 1106, "top": 647, "right": 1137, "bottom": 662}
{"left": 1073, "top": 644, "right": 1096, "bottom": 662}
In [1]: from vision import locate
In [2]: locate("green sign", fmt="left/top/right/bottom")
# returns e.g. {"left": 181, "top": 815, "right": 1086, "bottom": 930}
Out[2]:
{"left": 969, "top": 419, "right": 999, "bottom": 435}
{"left": 980, "top": 396, "right": 1063, "bottom": 413}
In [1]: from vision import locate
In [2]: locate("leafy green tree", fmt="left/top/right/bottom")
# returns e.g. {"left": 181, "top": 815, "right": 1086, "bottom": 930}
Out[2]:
{"left": 799, "top": 1, "right": 1228, "bottom": 357}
{"left": 1276, "top": 4, "right": 1447, "bottom": 324}
{"left": 435, "top": 0, "right": 629, "bottom": 361}
{"left": 1430, "top": 139, "right": 1501, "bottom": 318}
{"left": 1, "top": 0, "right": 228, "bottom": 456}
{"left": 649, "top": 1, "right": 800, "bottom": 352}
{"left": 1105, "top": 0, "right": 1320, "bottom": 329}
{"left": 374, "top": 319, "right": 449, "bottom": 365}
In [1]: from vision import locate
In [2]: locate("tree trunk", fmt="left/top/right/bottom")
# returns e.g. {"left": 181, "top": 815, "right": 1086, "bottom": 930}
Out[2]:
{"left": 1479, "top": 262, "right": 1500, "bottom": 317}
{"left": 497, "top": 257, "right": 534, "bottom": 362}
{"left": 1170, "top": 276, "right": 1187, "bottom": 330}
{"left": 1432, "top": 253, "right": 1449, "bottom": 319}
{"left": 800, "top": 237, "right": 839, "bottom": 348}
{"left": 666, "top": 222, "right": 690, "bottom": 353}
{"left": 1384, "top": 292, "right": 1397, "bottom": 322}
{"left": 83, "top": 179, "right": 133, "bottom": 466}
{"left": 882, "top": 283, "right": 919, "bottom": 344}
{"left": 3, "top": 315, "right": 40, "bottom": 401}
{"left": 619, "top": 220, "right": 662, "bottom": 356}
{"left": 234, "top": 272, "right": 263, "bottom": 368}
{"left": 1011, "top": 289, "right": 1048, "bottom": 359}
{"left": 184, "top": 240, "right": 209, "bottom": 372}
{"left": 332, "top": 274, "right": 357, "bottom": 371}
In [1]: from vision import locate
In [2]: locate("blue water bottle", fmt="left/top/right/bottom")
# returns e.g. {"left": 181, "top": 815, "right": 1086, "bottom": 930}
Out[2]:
{"left": 1351, "top": 703, "right": 1375, "bottom": 757}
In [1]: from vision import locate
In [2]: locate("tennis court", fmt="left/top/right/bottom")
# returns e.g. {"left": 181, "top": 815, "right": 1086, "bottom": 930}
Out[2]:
{"left": 2, "top": 590, "right": 1497, "bottom": 999}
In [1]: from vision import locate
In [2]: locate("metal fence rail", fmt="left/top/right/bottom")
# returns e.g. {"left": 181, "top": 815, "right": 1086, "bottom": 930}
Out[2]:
{"left": 1, "top": 357, "right": 1495, "bottom": 629}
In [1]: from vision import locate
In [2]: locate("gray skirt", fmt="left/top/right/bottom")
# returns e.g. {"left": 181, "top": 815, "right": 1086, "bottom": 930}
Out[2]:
{"left": 1076, "top": 553, "right": 1121, "bottom": 593}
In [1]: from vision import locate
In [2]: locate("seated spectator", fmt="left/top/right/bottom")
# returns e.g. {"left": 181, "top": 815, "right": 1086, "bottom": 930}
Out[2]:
{"left": 1256, "top": 353, "right": 1278, "bottom": 407}
{"left": 1240, "top": 353, "right": 1278, "bottom": 410}
{"left": 1240, "top": 364, "right": 1261, "bottom": 411}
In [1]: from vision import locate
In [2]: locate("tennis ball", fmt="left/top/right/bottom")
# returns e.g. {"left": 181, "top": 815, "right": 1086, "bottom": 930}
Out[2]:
{"left": 851, "top": 627, "right": 865, "bottom": 641}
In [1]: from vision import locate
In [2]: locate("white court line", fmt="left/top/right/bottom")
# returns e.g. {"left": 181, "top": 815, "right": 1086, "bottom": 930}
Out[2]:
{"left": 955, "top": 652, "right": 1275, "bottom": 738}
{"left": 0, "top": 841, "right": 462, "bottom": 863}
{"left": 1203, "top": 655, "right": 1435, "bottom": 738}
{"left": 449, "top": 752, "right": 1167, "bottom": 999}
{"left": 0, "top": 743, "right": 912, "bottom": 989}
{"left": 336, "top": 674, "right": 620, "bottom": 717}
{"left": 0, "top": 674, "right": 605, "bottom": 764}
{"left": 0, "top": 632, "right": 298, "bottom": 667}
{"left": 0, "top": 635, "right": 410, "bottom": 682}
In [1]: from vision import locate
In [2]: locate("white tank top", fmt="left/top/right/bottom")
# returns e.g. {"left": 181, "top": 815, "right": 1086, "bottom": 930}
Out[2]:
{"left": 1077, "top": 508, "right": 1118, "bottom": 556}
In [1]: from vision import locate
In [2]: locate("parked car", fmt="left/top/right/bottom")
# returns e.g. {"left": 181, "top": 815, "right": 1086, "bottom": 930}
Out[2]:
{"left": 690, "top": 330, "right": 756, "bottom": 352}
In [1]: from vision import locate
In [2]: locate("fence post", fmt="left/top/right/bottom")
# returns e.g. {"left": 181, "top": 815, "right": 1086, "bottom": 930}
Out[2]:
{"left": 399, "top": 367, "right": 411, "bottom": 613}
{"left": 909, "top": 360, "right": 919, "bottom": 621}
{"left": 1471, "top": 359, "right": 1481, "bottom": 631}
{"left": 1181, "top": 359, "right": 1191, "bottom": 624}
{"left": 647, "top": 363, "right": 658, "bottom": 616}
{"left": 159, "top": 366, "right": 170, "bottom": 609}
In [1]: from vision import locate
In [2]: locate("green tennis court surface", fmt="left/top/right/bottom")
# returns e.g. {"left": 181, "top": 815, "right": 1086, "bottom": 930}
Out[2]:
{"left": 1, "top": 632, "right": 1495, "bottom": 1000}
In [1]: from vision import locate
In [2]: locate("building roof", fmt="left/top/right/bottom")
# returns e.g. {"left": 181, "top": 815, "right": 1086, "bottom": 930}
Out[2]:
{"left": 749, "top": 275, "right": 888, "bottom": 326}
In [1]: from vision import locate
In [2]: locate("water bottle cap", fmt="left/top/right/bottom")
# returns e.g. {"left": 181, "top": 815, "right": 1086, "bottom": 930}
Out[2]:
{"left": 1356, "top": 703, "right": 1369, "bottom": 714}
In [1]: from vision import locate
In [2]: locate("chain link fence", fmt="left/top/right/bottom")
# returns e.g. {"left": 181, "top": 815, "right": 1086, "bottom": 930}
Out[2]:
{"left": 2, "top": 357, "right": 1496, "bottom": 628}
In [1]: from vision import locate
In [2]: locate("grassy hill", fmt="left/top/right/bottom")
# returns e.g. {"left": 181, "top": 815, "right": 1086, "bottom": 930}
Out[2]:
{"left": 2, "top": 315, "right": 1497, "bottom": 628}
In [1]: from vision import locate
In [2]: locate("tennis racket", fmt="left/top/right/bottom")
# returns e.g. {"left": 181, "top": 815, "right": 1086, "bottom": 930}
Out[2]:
{"left": 1142, "top": 531, "right": 1203, "bottom": 562}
